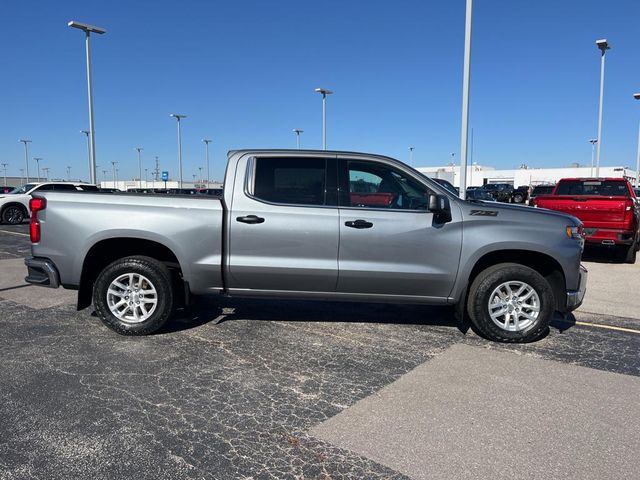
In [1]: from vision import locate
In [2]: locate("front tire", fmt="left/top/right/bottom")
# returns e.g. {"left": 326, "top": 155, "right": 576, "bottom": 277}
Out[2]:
{"left": 93, "top": 256, "right": 174, "bottom": 335}
{"left": 467, "top": 263, "right": 555, "bottom": 343}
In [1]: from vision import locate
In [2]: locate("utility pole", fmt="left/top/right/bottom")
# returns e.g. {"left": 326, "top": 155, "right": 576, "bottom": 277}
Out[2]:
{"left": 595, "top": 39, "right": 610, "bottom": 178}
{"left": 170, "top": 113, "right": 187, "bottom": 188}
{"left": 19, "top": 139, "right": 31, "bottom": 182}
{"left": 458, "top": 0, "right": 473, "bottom": 199}
{"left": 135, "top": 147, "right": 143, "bottom": 188}
{"left": 315, "top": 88, "right": 333, "bottom": 150}
{"left": 293, "top": 129, "right": 304, "bottom": 149}
{"left": 202, "top": 139, "right": 212, "bottom": 186}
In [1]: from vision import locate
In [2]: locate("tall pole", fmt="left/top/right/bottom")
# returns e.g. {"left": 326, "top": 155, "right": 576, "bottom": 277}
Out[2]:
{"left": 19, "top": 139, "right": 31, "bottom": 183}
{"left": 198, "top": 167, "right": 203, "bottom": 185}
{"left": 136, "top": 147, "right": 143, "bottom": 188}
{"left": 589, "top": 139, "right": 598, "bottom": 177}
{"left": 634, "top": 93, "right": 640, "bottom": 187}
{"left": 458, "top": 0, "right": 473, "bottom": 200}
{"left": 19, "top": 169, "right": 24, "bottom": 184}
{"left": 170, "top": 114, "right": 186, "bottom": 188}
{"left": 409, "top": 147, "right": 414, "bottom": 167}
{"left": 1, "top": 163, "right": 7, "bottom": 186}
{"left": 595, "top": 40, "right": 609, "bottom": 178}
{"left": 203, "top": 139, "right": 212, "bottom": 186}
{"left": 42, "top": 167, "right": 50, "bottom": 181}
{"left": 293, "top": 129, "right": 303, "bottom": 149}
{"left": 67, "top": 166, "right": 71, "bottom": 181}
{"left": 154, "top": 156, "right": 160, "bottom": 181}
{"left": 144, "top": 168, "right": 148, "bottom": 186}
{"left": 315, "top": 88, "right": 333, "bottom": 150}
{"left": 81, "top": 130, "right": 91, "bottom": 180}
{"left": 34, "top": 157, "right": 42, "bottom": 181}
{"left": 111, "top": 161, "right": 118, "bottom": 189}
{"left": 102, "top": 169, "right": 107, "bottom": 184}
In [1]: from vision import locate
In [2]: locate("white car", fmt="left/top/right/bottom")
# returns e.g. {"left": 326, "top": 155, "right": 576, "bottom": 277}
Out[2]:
{"left": 0, "top": 182, "right": 99, "bottom": 224}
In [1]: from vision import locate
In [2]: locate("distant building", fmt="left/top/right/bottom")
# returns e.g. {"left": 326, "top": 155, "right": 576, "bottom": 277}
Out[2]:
{"left": 416, "top": 165, "right": 637, "bottom": 188}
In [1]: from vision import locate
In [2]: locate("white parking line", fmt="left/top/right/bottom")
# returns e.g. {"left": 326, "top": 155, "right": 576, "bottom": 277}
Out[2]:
{"left": 0, "top": 230, "right": 29, "bottom": 237}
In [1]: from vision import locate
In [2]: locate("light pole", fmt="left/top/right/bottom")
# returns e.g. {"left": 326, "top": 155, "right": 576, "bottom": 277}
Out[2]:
{"left": 68, "top": 21, "right": 106, "bottom": 185}
{"left": 203, "top": 139, "right": 212, "bottom": 186}
{"left": 19, "top": 139, "right": 31, "bottom": 183}
{"left": 634, "top": 93, "right": 640, "bottom": 187}
{"left": 192, "top": 174, "right": 196, "bottom": 186}
{"left": 458, "top": 0, "right": 473, "bottom": 200}
{"left": 19, "top": 168, "right": 24, "bottom": 184}
{"left": 135, "top": 147, "right": 143, "bottom": 188}
{"left": 154, "top": 156, "right": 160, "bottom": 182}
{"left": 111, "top": 161, "right": 118, "bottom": 189}
{"left": 66, "top": 166, "right": 72, "bottom": 181}
{"left": 1, "top": 163, "right": 8, "bottom": 186}
{"left": 144, "top": 168, "right": 148, "bottom": 186}
{"left": 33, "top": 157, "right": 42, "bottom": 181}
{"left": 408, "top": 147, "right": 414, "bottom": 167}
{"left": 293, "top": 129, "right": 304, "bottom": 149}
{"left": 595, "top": 39, "right": 610, "bottom": 178}
{"left": 102, "top": 169, "right": 107, "bottom": 184}
{"left": 589, "top": 139, "right": 598, "bottom": 177}
{"left": 42, "top": 167, "right": 50, "bottom": 181}
{"left": 170, "top": 114, "right": 187, "bottom": 188}
{"left": 315, "top": 88, "right": 333, "bottom": 150}
{"left": 80, "top": 130, "right": 91, "bottom": 180}
{"left": 198, "top": 167, "right": 203, "bottom": 185}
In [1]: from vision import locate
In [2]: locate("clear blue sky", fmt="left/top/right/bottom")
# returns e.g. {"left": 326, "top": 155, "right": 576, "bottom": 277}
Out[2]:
{"left": 1, "top": 0, "right": 639, "bottom": 182}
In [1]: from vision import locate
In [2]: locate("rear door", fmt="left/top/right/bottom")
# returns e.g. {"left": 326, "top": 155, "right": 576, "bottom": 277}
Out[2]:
{"left": 336, "top": 156, "right": 462, "bottom": 299}
{"left": 227, "top": 153, "right": 339, "bottom": 292}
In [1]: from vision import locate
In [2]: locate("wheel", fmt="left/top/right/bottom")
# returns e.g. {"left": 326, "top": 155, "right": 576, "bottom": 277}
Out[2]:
{"left": 93, "top": 256, "right": 174, "bottom": 335}
{"left": 467, "top": 263, "right": 555, "bottom": 343}
{"left": 1, "top": 205, "right": 26, "bottom": 225}
{"left": 513, "top": 193, "right": 524, "bottom": 203}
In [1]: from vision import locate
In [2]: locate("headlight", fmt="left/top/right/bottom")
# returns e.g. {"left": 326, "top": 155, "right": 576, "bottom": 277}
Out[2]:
{"left": 566, "top": 225, "right": 583, "bottom": 240}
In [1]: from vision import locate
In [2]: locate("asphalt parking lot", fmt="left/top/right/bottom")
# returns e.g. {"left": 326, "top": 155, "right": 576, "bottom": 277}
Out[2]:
{"left": 1, "top": 223, "right": 638, "bottom": 480}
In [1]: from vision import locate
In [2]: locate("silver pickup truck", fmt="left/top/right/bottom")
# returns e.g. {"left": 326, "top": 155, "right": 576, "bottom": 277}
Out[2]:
{"left": 25, "top": 149, "right": 587, "bottom": 343}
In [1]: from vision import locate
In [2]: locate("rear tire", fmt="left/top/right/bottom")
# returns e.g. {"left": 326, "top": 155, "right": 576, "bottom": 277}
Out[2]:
{"left": 513, "top": 193, "right": 524, "bottom": 203}
{"left": 622, "top": 242, "right": 637, "bottom": 264}
{"left": 93, "top": 255, "right": 174, "bottom": 335}
{"left": 1, "top": 205, "right": 26, "bottom": 225}
{"left": 467, "top": 263, "right": 555, "bottom": 343}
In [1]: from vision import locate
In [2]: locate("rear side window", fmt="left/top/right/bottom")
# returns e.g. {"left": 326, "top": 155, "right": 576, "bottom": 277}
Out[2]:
{"left": 253, "top": 157, "right": 327, "bottom": 206}
{"left": 555, "top": 180, "right": 629, "bottom": 196}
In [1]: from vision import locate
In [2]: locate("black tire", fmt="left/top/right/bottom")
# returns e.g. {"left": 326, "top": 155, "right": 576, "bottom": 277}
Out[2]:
{"left": 467, "top": 263, "right": 555, "bottom": 343}
{"left": 621, "top": 243, "right": 637, "bottom": 264}
{"left": 93, "top": 255, "right": 174, "bottom": 335}
{"left": 513, "top": 193, "right": 524, "bottom": 203}
{"left": 1, "top": 205, "right": 26, "bottom": 225}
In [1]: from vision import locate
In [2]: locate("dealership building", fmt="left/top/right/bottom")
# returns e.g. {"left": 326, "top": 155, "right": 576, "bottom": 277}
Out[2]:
{"left": 416, "top": 164, "right": 638, "bottom": 188}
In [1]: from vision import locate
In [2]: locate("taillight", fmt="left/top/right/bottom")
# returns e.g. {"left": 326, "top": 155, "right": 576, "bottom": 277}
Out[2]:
{"left": 29, "top": 197, "right": 46, "bottom": 243}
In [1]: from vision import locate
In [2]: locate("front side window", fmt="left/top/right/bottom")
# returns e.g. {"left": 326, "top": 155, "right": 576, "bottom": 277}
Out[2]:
{"left": 253, "top": 157, "right": 327, "bottom": 206}
{"left": 9, "top": 183, "right": 38, "bottom": 194}
{"left": 344, "top": 161, "right": 432, "bottom": 210}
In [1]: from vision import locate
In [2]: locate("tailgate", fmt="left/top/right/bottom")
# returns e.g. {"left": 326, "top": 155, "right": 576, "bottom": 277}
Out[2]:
{"left": 536, "top": 196, "right": 628, "bottom": 227}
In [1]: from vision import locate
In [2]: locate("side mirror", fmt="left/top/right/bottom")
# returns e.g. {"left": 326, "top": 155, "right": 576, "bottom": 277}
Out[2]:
{"left": 428, "top": 194, "right": 452, "bottom": 223}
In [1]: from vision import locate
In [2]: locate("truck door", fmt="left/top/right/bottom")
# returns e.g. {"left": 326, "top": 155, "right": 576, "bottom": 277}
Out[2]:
{"left": 227, "top": 154, "right": 339, "bottom": 292}
{"left": 337, "top": 156, "right": 462, "bottom": 299}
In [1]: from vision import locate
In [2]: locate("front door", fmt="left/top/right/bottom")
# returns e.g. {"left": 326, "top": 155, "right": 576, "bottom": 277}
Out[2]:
{"left": 337, "top": 156, "right": 462, "bottom": 299}
{"left": 227, "top": 154, "right": 339, "bottom": 292}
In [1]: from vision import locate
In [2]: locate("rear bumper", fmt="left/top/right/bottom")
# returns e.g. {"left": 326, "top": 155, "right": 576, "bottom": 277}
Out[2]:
{"left": 24, "top": 256, "right": 61, "bottom": 288}
{"left": 565, "top": 265, "right": 588, "bottom": 311}
{"left": 584, "top": 228, "right": 636, "bottom": 246}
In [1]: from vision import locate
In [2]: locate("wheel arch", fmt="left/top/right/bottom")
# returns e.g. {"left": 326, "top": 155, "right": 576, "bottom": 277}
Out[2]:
{"left": 77, "top": 238, "right": 184, "bottom": 310}
{"left": 464, "top": 249, "right": 566, "bottom": 311}
{"left": 1, "top": 201, "right": 29, "bottom": 219}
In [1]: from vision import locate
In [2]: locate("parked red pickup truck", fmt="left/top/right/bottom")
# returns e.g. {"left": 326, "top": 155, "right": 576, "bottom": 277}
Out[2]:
{"left": 531, "top": 178, "right": 639, "bottom": 263}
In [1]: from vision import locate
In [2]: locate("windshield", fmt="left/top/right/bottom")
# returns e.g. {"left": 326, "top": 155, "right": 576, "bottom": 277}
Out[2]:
{"left": 555, "top": 180, "right": 629, "bottom": 197}
{"left": 8, "top": 183, "right": 38, "bottom": 194}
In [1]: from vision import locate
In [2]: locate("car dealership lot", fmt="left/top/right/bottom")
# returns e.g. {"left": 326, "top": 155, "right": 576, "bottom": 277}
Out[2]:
{"left": 0, "top": 225, "right": 638, "bottom": 479}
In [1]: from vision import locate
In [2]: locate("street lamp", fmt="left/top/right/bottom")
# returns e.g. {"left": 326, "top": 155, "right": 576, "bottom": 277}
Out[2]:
{"left": 80, "top": 130, "right": 91, "bottom": 180}
{"left": 594, "top": 39, "right": 610, "bottom": 178}
{"left": 458, "top": 0, "right": 473, "bottom": 200}
{"left": 588, "top": 139, "right": 598, "bottom": 177}
{"left": 315, "top": 88, "right": 333, "bottom": 150}
{"left": 19, "top": 139, "right": 31, "bottom": 183}
{"left": 102, "top": 169, "right": 107, "bottom": 184}
{"left": 66, "top": 166, "right": 72, "bottom": 181}
{"left": 42, "top": 167, "right": 50, "bottom": 181}
{"left": 198, "top": 167, "right": 203, "bottom": 185}
{"left": 135, "top": 147, "right": 143, "bottom": 188}
{"left": 408, "top": 147, "right": 414, "bottom": 167}
{"left": 144, "top": 168, "right": 148, "bottom": 186}
{"left": 111, "top": 161, "right": 118, "bottom": 189}
{"left": 634, "top": 93, "right": 640, "bottom": 187}
{"left": 19, "top": 168, "right": 24, "bottom": 184}
{"left": 1, "top": 163, "right": 8, "bottom": 187}
{"left": 293, "top": 129, "right": 304, "bottom": 149}
{"left": 68, "top": 21, "right": 106, "bottom": 184}
{"left": 170, "top": 114, "right": 187, "bottom": 188}
{"left": 33, "top": 157, "right": 43, "bottom": 181}
{"left": 203, "top": 139, "right": 212, "bottom": 186}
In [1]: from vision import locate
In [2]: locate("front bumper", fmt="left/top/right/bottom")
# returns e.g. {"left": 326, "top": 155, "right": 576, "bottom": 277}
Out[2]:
{"left": 566, "top": 265, "right": 588, "bottom": 311}
{"left": 24, "top": 256, "right": 61, "bottom": 288}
